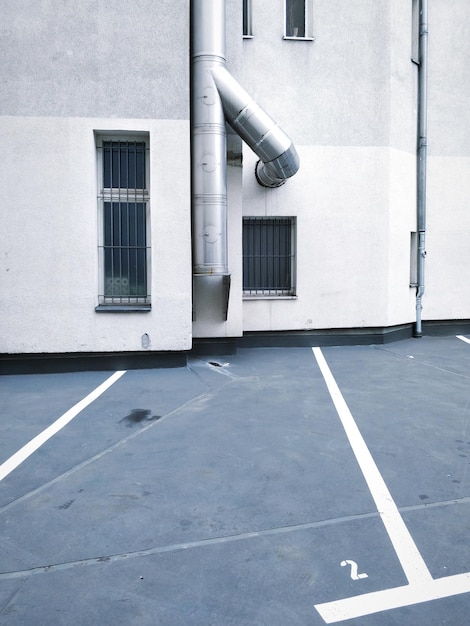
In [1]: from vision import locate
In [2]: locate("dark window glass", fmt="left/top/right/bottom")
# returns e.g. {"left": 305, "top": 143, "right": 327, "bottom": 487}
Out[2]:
{"left": 286, "top": 0, "right": 305, "bottom": 37}
{"left": 243, "top": 217, "right": 295, "bottom": 295}
{"left": 103, "top": 141, "right": 146, "bottom": 189}
{"left": 103, "top": 202, "right": 147, "bottom": 298}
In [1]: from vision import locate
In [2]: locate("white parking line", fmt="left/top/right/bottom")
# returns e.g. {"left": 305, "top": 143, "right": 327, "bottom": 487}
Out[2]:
{"left": 315, "top": 572, "right": 470, "bottom": 623}
{"left": 312, "top": 348, "right": 432, "bottom": 584}
{"left": 312, "top": 347, "right": 470, "bottom": 623}
{"left": 0, "top": 371, "right": 126, "bottom": 483}
{"left": 457, "top": 335, "right": 470, "bottom": 345}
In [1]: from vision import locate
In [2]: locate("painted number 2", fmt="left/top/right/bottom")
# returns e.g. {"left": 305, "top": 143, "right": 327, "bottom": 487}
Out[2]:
{"left": 341, "top": 560, "right": 368, "bottom": 580}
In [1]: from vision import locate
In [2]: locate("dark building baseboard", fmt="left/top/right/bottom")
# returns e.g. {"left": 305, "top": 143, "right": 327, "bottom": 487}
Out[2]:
{"left": 0, "top": 351, "right": 186, "bottom": 375}
{"left": 2, "top": 320, "right": 469, "bottom": 375}
{"left": 192, "top": 319, "right": 470, "bottom": 353}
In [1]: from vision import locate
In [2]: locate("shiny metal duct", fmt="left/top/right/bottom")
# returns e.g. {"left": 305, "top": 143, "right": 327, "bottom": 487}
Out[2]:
{"left": 191, "top": 0, "right": 300, "bottom": 312}
{"left": 191, "top": 0, "right": 228, "bottom": 277}
{"left": 211, "top": 65, "right": 300, "bottom": 188}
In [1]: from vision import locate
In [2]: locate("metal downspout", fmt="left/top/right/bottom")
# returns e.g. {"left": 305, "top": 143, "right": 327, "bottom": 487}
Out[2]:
{"left": 415, "top": 0, "right": 428, "bottom": 337}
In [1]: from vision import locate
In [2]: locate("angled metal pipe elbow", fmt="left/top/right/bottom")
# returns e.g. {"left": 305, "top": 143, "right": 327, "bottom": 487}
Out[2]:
{"left": 211, "top": 65, "right": 300, "bottom": 188}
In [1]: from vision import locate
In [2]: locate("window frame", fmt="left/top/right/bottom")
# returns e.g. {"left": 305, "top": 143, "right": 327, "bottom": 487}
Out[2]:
{"left": 284, "top": 0, "right": 314, "bottom": 41}
{"left": 95, "top": 133, "right": 151, "bottom": 311}
{"left": 243, "top": 0, "right": 253, "bottom": 38}
{"left": 242, "top": 216, "right": 297, "bottom": 299}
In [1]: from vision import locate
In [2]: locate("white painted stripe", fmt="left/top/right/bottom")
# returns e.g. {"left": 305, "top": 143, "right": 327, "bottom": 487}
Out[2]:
{"left": 312, "top": 347, "right": 470, "bottom": 621}
{"left": 0, "top": 370, "right": 126, "bottom": 482}
{"left": 312, "top": 347, "right": 432, "bottom": 586}
{"left": 457, "top": 335, "right": 470, "bottom": 345}
{"left": 316, "top": 573, "right": 470, "bottom": 623}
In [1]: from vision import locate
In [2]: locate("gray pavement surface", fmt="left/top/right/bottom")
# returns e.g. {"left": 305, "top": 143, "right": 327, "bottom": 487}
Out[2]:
{"left": 1, "top": 336, "right": 470, "bottom": 624}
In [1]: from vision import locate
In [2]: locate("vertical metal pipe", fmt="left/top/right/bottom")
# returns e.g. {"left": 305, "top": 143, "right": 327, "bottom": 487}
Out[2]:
{"left": 191, "top": 0, "right": 228, "bottom": 276}
{"left": 415, "top": 0, "right": 428, "bottom": 337}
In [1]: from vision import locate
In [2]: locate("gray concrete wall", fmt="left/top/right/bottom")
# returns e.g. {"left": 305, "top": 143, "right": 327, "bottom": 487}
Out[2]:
{"left": 240, "top": 0, "right": 394, "bottom": 148}
{"left": 428, "top": 0, "right": 470, "bottom": 158}
{"left": 0, "top": 0, "right": 189, "bottom": 119}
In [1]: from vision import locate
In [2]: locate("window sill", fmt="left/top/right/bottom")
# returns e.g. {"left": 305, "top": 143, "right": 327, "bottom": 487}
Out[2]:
{"left": 95, "top": 305, "right": 151, "bottom": 313}
{"left": 283, "top": 36, "right": 315, "bottom": 41}
{"left": 243, "top": 35, "right": 254, "bottom": 39}
{"left": 243, "top": 295, "right": 298, "bottom": 300}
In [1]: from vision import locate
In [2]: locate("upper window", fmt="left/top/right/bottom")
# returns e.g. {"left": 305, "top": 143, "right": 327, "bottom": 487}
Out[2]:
{"left": 285, "top": 0, "right": 313, "bottom": 39}
{"left": 96, "top": 136, "right": 151, "bottom": 310}
{"left": 243, "top": 217, "right": 296, "bottom": 297}
{"left": 243, "top": 0, "right": 253, "bottom": 37}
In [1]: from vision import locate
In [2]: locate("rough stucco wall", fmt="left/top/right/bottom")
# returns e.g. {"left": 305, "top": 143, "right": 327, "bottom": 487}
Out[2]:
{"left": 242, "top": 147, "right": 398, "bottom": 332}
{"left": 240, "top": 1, "right": 418, "bottom": 332}
{"left": 0, "top": 0, "right": 192, "bottom": 355}
{"left": 428, "top": 0, "right": 470, "bottom": 158}
{"left": 0, "top": 117, "right": 192, "bottom": 354}
{"left": 389, "top": 0, "right": 418, "bottom": 153}
{"left": 423, "top": 1, "right": 470, "bottom": 321}
{"left": 425, "top": 156, "right": 470, "bottom": 320}
{"left": 386, "top": 149, "right": 417, "bottom": 325}
{"left": 241, "top": 0, "right": 391, "bottom": 148}
{"left": 0, "top": 0, "right": 189, "bottom": 119}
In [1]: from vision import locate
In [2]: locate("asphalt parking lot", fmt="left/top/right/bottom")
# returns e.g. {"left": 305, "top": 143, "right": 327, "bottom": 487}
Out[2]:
{"left": 1, "top": 336, "right": 470, "bottom": 625}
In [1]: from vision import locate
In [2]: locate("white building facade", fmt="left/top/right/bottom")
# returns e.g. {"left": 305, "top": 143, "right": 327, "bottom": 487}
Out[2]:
{"left": 1, "top": 1, "right": 469, "bottom": 366}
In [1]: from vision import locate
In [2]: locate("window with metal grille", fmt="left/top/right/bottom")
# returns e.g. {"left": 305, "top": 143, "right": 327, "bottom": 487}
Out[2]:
{"left": 96, "top": 137, "right": 150, "bottom": 309}
{"left": 243, "top": 217, "right": 296, "bottom": 296}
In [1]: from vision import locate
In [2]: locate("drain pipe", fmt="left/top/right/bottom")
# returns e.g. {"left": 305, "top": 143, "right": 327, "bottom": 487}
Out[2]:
{"left": 414, "top": 0, "right": 428, "bottom": 337}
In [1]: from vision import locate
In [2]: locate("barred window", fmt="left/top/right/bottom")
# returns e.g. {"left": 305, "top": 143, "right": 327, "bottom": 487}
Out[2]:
{"left": 96, "top": 136, "right": 151, "bottom": 309}
{"left": 243, "top": 217, "right": 296, "bottom": 296}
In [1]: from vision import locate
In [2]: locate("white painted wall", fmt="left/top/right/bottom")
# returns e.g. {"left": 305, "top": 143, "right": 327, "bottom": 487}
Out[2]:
{"left": 238, "top": 0, "right": 470, "bottom": 333}
{"left": 424, "top": 0, "right": 470, "bottom": 322}
{"left": 242, "top": 146, "right": 417, "bottom": 332}
{"left": 0, "top": 116, "right": 192, "bottom": 354}
{"left": 238, "top": 0, "right": 418, "bottom": 332}
{"left": 425, "top": 156, "right": 470, "bottom": 320}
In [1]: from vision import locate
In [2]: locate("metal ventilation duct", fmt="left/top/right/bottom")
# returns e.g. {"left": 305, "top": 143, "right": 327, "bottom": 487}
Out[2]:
{"left": 191, "top": 0, "right": 299, "bottom": 311}
{"left": 211, "top": 65, "right": 300, "bottom": 188}
{"left": 191, "top": 0, "right": 228, "bottom": 277}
